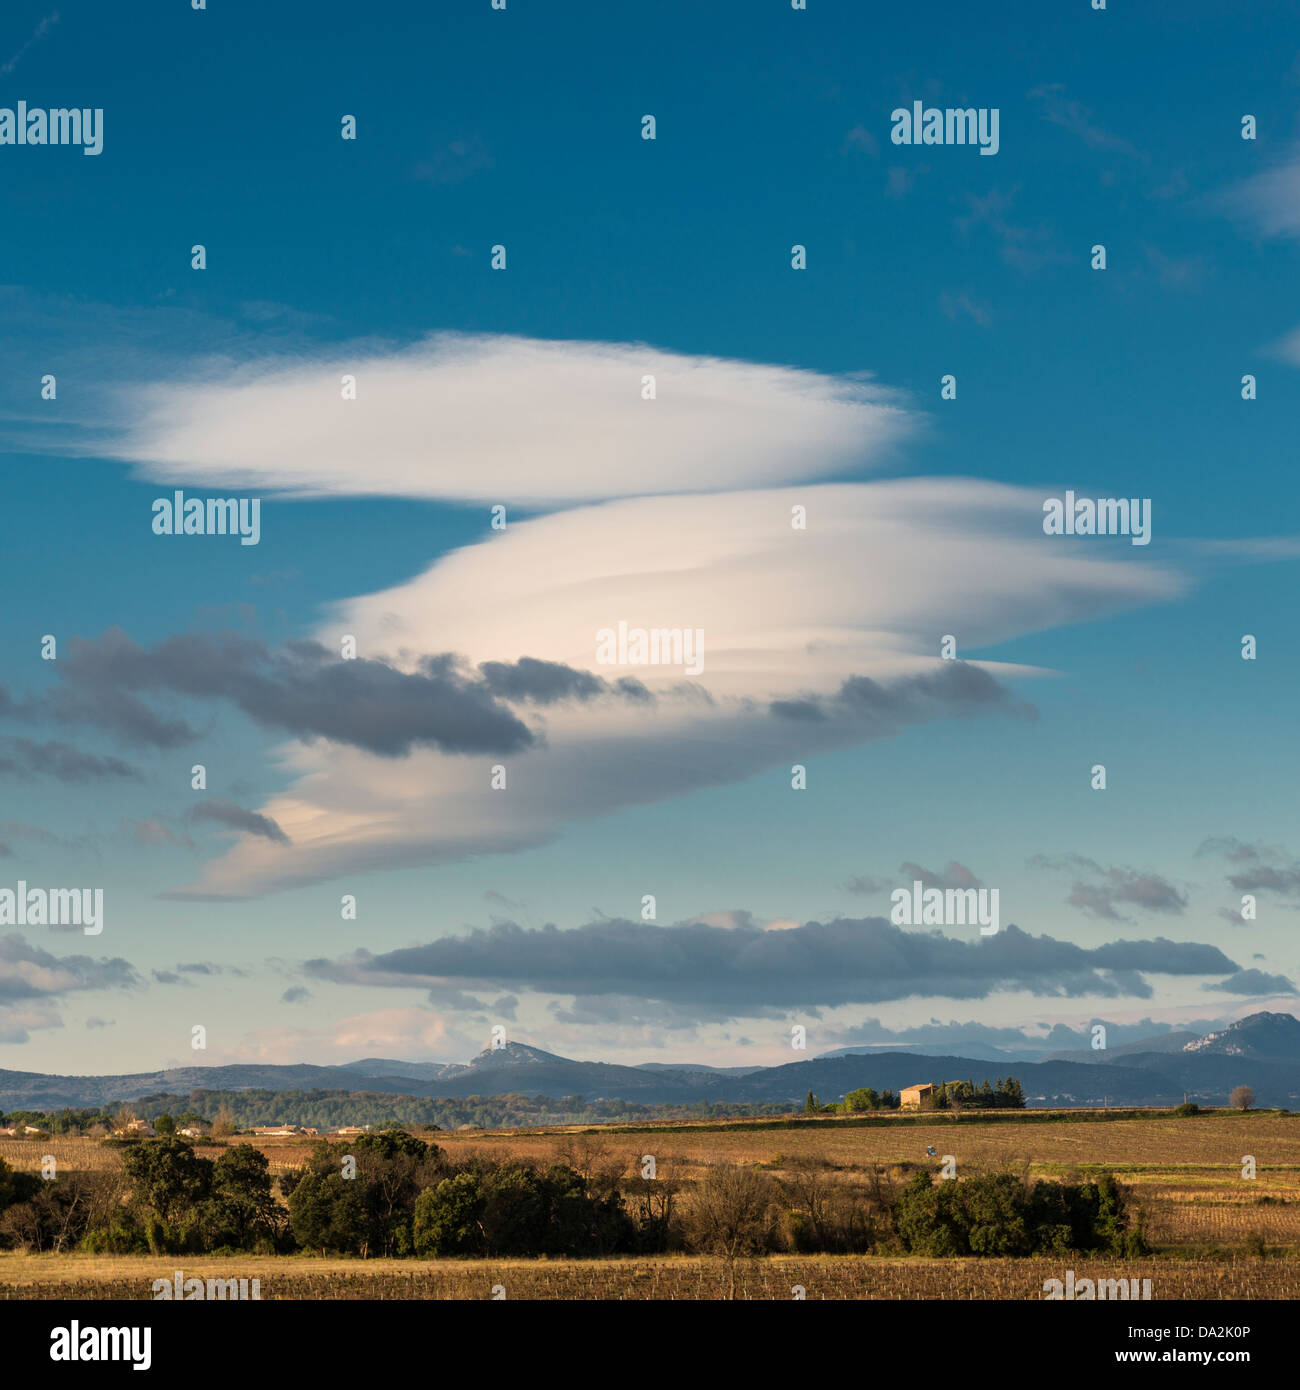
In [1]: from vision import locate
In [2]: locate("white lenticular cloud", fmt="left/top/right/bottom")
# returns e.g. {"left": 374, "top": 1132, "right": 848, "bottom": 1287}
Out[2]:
{"left": 169, "top": 479, "right": 1185, "bottom": 898}
{"left": 108, "top": 333, "right": 915, "bottom": 505}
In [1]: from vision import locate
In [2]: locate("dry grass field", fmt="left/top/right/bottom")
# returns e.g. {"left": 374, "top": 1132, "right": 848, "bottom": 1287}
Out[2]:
{"left": 1, "top": 1252, "right": 1296, "bottom": 1300}
{"left": 4, "top": 1110, "right": 1298, "bottom": 1297}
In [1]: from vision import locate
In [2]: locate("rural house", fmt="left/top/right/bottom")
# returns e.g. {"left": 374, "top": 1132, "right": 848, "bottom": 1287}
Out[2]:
{"left": 900, "top": 1083, "right": 935, "bottom": 1110}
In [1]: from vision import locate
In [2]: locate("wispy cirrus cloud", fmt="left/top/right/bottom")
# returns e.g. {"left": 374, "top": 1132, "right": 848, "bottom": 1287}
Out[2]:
{"left": 1215, "top": 145, "right": 1300, "bottom": 240}
{"left": 1, "top": 12, "right": 59, "bottom": 76}
{"left": 1028, "top": 83, "right": 1145, "bottom": 160}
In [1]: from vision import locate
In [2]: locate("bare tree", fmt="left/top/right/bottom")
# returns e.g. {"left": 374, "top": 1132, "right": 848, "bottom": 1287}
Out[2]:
{"left": 624, "top": 1153, "right": 682, "bottom": 1245}
{"left": 1230, "top": 1085, "right": 1255, "bottom": 1111}
{"left": 778, "top": 1157, "right": 835, "bottom": 1249}
{"left": 684, "top": 1164, "right": 777, "bottom": 1299}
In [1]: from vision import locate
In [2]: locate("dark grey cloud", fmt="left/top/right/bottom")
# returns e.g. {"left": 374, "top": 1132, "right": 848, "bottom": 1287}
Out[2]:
{"left": 190, "top": 799, "right": 290, "bottom": 846}
{"left": 151, "top": 970, "right": 188, "bottom": 986}
{"left": 545, "top": 993, "right": 725, "bottom": 1028}
{"left": 423, "top": 984, "right": 493, "bottom": 1011}
{"left": 1198, "top": 837, "right": 1300, "bottom": 900}
{"left": 177, "top": 961, "right": 247, "bottom": 978}
{"left": 0, "top": 736, "right": 137, "bottom": 783}
{"left": 614, "top": 677, "right": 655, "bottom": 703}
{"left": 477, "top": 657, "right": 605, "bottom": 705}
{"left": 1202, "top": 969, "right": 1296, "bottom": 996}
{"left": 842, "top": 875, "right": 889, "bottom": 896}
{"left": 771, "top": 661, "right": 1036, "bottom": 730}
{"left": 1030, "top": 854, "right": 1188, "bottom": 921}
{"left": 12, "top": 628, "right": 647, "bottom": 760}
{"left": 1227, "top": 864, "right": 1300, "bottom": 896}
{"left": 37, "top": 628, "right": 536, "bottom": 757}
{"left": 280, "top": 986, "right": 311, "bottom": 1004}
{"left": 0, "top": 933, "right": 142, "bottom": 1004}
{"left": 1197, "top": 836, "right": 1267, "bottom": 864}
{"left": 899, "top": 860, "right": 983, "bottom": 891}
{"left": 491, "top": 994, "right": 518, "bottom": 1020}
{"left": 304, "top": 917, "right": 1241, "bottom": 1017}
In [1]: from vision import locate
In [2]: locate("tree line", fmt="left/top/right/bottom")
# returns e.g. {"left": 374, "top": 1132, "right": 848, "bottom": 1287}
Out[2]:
{"left": 0, "top": 1128, "right": 1143, "bottom": 1263}
{"left": 1, "top": 1092, "right": 794, "bottom": 1135}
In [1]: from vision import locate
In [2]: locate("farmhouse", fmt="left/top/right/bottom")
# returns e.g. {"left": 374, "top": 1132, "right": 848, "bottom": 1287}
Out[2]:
{"left": 900, "top": 1083, "right": 935, "bottom": 1110}
{"left": 251, "top": 1125, "right": 299, "bottom": 1137}
{"left": 121, "top": 1119, "right": 156, "bottom": 1136}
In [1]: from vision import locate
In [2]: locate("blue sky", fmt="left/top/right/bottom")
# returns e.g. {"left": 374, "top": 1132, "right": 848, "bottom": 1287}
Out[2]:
{"left": 2, "top": 0, "right": 1299, "bottom": 1075}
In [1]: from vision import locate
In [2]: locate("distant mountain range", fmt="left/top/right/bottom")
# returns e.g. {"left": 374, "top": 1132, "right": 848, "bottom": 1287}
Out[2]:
{"left": 3, "top": 1013, "right": 1299, "bottom": 1112}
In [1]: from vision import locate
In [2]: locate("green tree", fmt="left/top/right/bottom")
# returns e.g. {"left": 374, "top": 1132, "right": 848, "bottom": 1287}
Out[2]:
{"left": 349, "top": 1130, "right": 441, "bottom": 1256}
{"left": 845, "top": 1087, "right": 878, "bottom": 1113}
{"left": 206, "top": 1144, "right": 277, "bottom": 1249}
{"left": 287, "top": 1166, "right": 367, "bottom": 1256}
{"left": 896, "top": 1168, "right": 1139, "bottom": 1258}
{"left": 413, "top": 1172, "right": 485, "bottom": 1256}
{"left": 121, "top": 1137, "right": 213, "bottom": 1231}
{"left": 804, "top": 1092, "right": 818, "bottom": 1115}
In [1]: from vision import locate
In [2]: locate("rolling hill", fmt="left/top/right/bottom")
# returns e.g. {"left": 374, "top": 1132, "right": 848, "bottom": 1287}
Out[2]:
{"left": 2, "top": 1017, "right": 1298, "bottom": 1112}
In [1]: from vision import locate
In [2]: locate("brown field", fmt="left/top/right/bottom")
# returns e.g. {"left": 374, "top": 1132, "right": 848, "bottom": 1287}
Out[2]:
{"left": 1, "top": 1251, "right": 1297, "bottom": 1300}
{"left": 4, "top": 1111, "right": 1298, "bottom": 1298}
